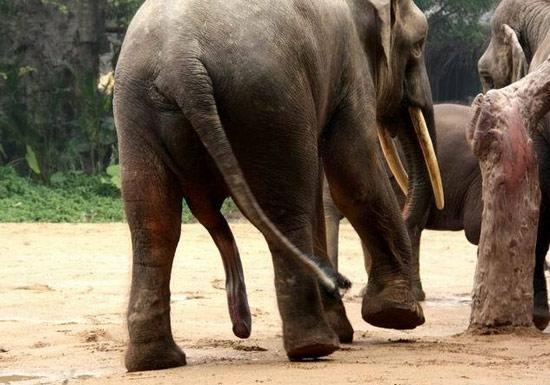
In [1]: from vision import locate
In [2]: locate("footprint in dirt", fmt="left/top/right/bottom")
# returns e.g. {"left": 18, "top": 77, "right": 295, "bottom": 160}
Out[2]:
{"left": 211, "top": 279, "right": 225, "bottom": 290}
{"left": 14, "top": 284, "right": 54, "bottom": 292}
{"left": 194, "top": 338, "right": 268, "bottom": 352}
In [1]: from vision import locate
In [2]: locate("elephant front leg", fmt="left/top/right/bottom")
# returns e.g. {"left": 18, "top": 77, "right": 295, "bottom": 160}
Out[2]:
{"left": 121, "top": 149, "right": 186, "bottom": 372}
{"left": 322, "top": 112, "right": 424, "bottom": 330}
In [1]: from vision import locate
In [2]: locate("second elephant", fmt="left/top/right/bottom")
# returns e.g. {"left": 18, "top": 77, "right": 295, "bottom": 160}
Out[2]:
{"left": 324, "top": 103, "right": 550, "bottom": 330}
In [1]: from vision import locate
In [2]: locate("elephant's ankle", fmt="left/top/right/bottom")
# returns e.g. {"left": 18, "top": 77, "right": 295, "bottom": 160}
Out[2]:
{"left": 320, "top": 289, "right": 354, "bottom": 343}
{"left": 283, "top": 319, "right": 339, "bottom": 361}
{"left": 125, "top": 338, "right": 186, "bottom": 372}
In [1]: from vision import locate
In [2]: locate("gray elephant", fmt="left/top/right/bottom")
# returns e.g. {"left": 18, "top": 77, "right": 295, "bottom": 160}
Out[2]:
{"left": 324, "top": 104, "right": 475, "bottom": 302}
{"left": 325, "top": 102, "right": 550, "bottom": 330}
{"left": 114, "top": 0, "right": 442, "bottom": 372}
{"left": 327, "top": 0, "right": 550, "bottom": 326}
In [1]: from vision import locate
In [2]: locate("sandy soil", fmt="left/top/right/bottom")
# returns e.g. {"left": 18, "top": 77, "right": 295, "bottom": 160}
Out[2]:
{"left": 0, "top": 223, "right": 549, "bottom": 385}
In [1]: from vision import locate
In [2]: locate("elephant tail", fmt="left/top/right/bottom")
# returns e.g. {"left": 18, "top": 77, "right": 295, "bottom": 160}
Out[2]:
{"left": 177, "top": 57, "right": 343, "bottom": 295}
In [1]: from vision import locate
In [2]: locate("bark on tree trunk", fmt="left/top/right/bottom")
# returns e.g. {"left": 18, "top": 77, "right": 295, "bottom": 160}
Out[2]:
{"left": 466, "top": 57, "right": 550, "bottom": 332}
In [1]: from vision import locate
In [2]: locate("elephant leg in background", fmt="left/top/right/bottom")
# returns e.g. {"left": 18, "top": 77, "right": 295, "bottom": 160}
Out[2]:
{"left": 316, "top": 176, "right": 354, "bottom": 343}
{"left": 321, "top": 107, "right": 424, "bottom": 330}
{"left": 361, "top": 241, "right": 372, "bottom": 275}
{"left": 186, "top": 193, "right": 252, "bottom": 339}
{"left": 324, "top": 174, "right": 375, "bottom": 275}
{"left": 534, "top": 204, "right": 550, "bottom": 330}
{"left": 120, "top": 133, "right": 187, "bottom": 372}
{"left": 533, "top": 128, "right": 550, "bottom": 330}
{"left": 323, "top": 178, "right": 344, "bottom": 269}
{"left": 409, "top": 227, "right": 425, "bottom": 301}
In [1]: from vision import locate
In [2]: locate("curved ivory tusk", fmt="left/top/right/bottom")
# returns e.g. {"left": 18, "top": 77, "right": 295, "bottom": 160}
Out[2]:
{"left": 377, "top": 127, "right": 409, "bottom": 195}
{"left": 408, "top": 107, "right": 445, "bottom": 210}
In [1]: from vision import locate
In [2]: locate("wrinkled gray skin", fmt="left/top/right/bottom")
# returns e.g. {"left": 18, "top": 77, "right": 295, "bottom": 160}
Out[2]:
{"left": 478, "top": 0, "right": 550, "bottom": 330}
{"left": 114, "top": 0, "right": 433, "bottom": 372}
{"left": 325, "top": 103, "right": 550, "bottom": 330}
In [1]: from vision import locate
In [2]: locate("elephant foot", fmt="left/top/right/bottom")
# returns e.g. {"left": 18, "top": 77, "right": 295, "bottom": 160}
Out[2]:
{"left": 319, "top": 285, "right": 354, "bottom": 343}
{"left": 533, "top": 292, "right": 550, "bottom": 331}
{"left": 125, "top": 339, "right": 186, "bottom": 372}
{"left": 284, "top": 322, "right": 339, "bottom": 361}
{"left": 323, "top": 300, "right": 354, "bottom": 343}
{"left": 411, "top": 281, "right": 426, "bottom": 302}
{"left": 326, "top": 310, "right": 354, "bottom": 344}
{"left": 362, "top": 282, "right": 425, "bottom": 330}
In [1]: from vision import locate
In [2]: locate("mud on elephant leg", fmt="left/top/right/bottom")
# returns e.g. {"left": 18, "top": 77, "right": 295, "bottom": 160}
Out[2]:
{"left": 322, "top": 111, "right": 424, "bottom": 330}
{"left": 266, "top": 214, "right": 339, "bottom": 360}
{"left": 121, "top": 144, "right": 186, "bottom": 372}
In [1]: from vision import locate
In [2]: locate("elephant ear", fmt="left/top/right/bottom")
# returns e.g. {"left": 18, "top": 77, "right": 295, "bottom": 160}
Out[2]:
{"left": 502, "top": 24, "right": 529, "bottom": 82}
{"left": 366, "top": 0, "right": 397, "bottom": 68}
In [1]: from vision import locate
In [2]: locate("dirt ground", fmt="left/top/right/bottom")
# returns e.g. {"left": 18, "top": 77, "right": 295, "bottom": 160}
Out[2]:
{"left": 0, "top": 223, "right": 549, "bottom": 385}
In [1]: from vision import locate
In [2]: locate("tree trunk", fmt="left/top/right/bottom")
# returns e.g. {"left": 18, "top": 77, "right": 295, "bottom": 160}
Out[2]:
{"left": 466, "top": 58, "right": 550, "bottom": 332}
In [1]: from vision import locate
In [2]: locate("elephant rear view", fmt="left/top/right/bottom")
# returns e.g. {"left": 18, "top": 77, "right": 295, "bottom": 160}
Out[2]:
{"left": 114, "top": 0, "right": 440, "bottom": 372}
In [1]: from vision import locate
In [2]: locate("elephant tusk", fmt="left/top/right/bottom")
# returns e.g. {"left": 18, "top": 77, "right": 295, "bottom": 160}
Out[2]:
{"left": 408, "top": 106, "right": 445, "bottom": 210}
{"left": 377, "top": 127, "right": 409, "bottom": 195}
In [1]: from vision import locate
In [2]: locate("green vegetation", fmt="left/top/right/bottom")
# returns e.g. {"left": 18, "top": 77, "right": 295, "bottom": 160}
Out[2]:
{"left": 0, "top": 166, "right": 123, "bottom": 222}
{"left": 0, "top": 166, "right": 241, "bottom": 223}
{"left": 418, "top": 0, "right": 495, "bottom": 100}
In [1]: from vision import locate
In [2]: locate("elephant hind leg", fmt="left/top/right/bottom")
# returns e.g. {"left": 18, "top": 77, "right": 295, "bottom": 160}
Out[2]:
{"left": 317, "top": 177, "right": 354, "bottom": 343}
{"left": 119, "top": 134, "right": 186, "bottom": 372}
{"left": 264, "top": 213, "right": 339, "bottom": 360}
{"left": 242, "top": 151, "right": 338, "bottom": 359}
{"left": 187, "top": 195, "right": 252, "bottom": 339}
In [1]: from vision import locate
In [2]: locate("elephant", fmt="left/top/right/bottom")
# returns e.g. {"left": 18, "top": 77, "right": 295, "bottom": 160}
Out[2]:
{"left": 113, "top": 0, "right": 442, "bottom": 372}
{"left": 324, "top": 104, "right": 473, "bottom": 302}
{"left": 477, "top": 0, "right": 550, "bottom": 330}
{"left": 324, "top": 102, "right": 550, "bottom": 330}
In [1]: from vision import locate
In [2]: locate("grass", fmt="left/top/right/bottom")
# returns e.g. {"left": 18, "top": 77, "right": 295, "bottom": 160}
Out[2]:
{"left": 0, "top": 166, "right": 240, "bottom": 223}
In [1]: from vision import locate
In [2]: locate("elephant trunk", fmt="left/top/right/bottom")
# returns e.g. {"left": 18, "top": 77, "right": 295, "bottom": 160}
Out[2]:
{"left": 398, "top": 105, "right": 436, "bottom": 230}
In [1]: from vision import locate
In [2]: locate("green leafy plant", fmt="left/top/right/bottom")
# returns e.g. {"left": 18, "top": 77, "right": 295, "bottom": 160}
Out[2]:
{"left": 0, "top": 166, "right": 242, "bottom": 223}
{"left": 25, "top": 145, "right": 40, "bottom": 175}
{"left": 105, "top": 164, "right": 121, "bottom": 189}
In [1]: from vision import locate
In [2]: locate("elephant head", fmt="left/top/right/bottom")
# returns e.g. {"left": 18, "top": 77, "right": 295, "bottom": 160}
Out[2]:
{"left": 359, "top": 0, "right": 444, "bottom": 223}
{"left": 478, "top": 4, "right": 530, "bottom": 93}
